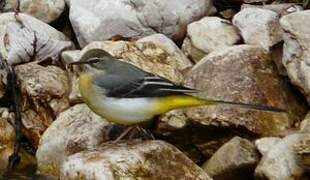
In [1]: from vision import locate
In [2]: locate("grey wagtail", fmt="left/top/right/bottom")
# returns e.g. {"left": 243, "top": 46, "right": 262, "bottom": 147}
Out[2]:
{"left": 69, "top": 49, "right": 285, "bottom": 125}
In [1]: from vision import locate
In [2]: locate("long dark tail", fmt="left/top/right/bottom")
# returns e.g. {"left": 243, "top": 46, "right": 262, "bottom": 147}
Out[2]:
{"left": 205, "top": 99, "right": 286, "bottom": 113}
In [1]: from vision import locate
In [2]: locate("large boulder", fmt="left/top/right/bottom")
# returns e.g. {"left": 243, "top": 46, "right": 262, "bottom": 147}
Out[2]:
{"left": 280, "top": 10, "right": 310, "bottom": 104}
{"left": 36, "top": 104, "right": 109, "bottom": 177}
{"left": 183, "top": 45, "right": 307, "bottom": 157}
{"left": 69, "top": 0, "right": 214, "bottom": 47}
{"left": 60, "top": 140, "right": 213, "bottom": 180}
{"left": 182, "top": 17, "right": 240, "bottom": 62}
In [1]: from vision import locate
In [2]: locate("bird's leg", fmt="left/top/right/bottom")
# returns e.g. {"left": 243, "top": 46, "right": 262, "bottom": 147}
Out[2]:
{"left": 137, "top": 126, "right": 155, "bottom": 140}
{"left": 111, "top": 126, "right": 135, "bottom": 143}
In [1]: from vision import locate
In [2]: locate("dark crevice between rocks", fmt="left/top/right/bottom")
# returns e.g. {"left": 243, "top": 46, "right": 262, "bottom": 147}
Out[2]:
{"left": 0, "top": 56, "right": 22, "bottom": 172}
{"left": 50, "top": 4, "right": 81, "bottom": 50}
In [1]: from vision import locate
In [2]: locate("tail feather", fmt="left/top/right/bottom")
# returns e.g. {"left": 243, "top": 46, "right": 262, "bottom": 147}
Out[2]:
{"left": 205, "top": 99, "right": 286, "bottom": 113}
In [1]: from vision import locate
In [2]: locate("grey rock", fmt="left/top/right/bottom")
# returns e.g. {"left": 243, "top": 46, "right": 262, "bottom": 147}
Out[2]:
{"left": 202, "top": 136, "right": 260, "bottom": 180}
{"left": 280, "top": 10, "right": 310, "bottom": 104}
{"left": 255, "top": 137, "right": 282, "bottom": 155}
{"left": 182, "top": 17, "right": 240, "bottom": 62}
{"left": 69, "top": 0, "right": 214, "bottom": 47}
{"left": 233, "top": 8, "right": 282, "bottom": 50}
{"left": 255, "top": 133, "right": 305, "bottom": 180}
{"left": 0, "top": 13, "right": 71, "bottom": 65}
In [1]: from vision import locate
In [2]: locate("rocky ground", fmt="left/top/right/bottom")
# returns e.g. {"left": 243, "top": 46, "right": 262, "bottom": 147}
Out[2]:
{"left": 0, "top": 0, "right": 310, "bottom": 179}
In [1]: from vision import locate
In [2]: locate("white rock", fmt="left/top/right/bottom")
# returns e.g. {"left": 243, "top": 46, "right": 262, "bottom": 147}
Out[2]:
{"left": 69, "top": 0, "right": 214, "bottom": 47}
{"left": 60, "top": 140, "right": 212, "bottom": 180}
{"left": 255, "top": 133, "right": 305, "bottom": 180}
{"left": 0, "top": 13, "right": 70, "bottom": 64}
{"left": 138, "top": 33, "right": 192, "bottom": 68}
{"left": 182, "top": 16, "right": 240, "bottom": 62}
{"left": 280, "top": 10, "right": 310, "bottom": 103}
{"left": 255, "top": 137, "right": 282, "bottom": 155}
{"left": 233, "top": 8, "right": 282, "bottom": 50}
{"left": 3, "top": 0, "right": 65, "bottom": 23}
{"left": 36, "top": 104, "right": 109, "bottom": 177}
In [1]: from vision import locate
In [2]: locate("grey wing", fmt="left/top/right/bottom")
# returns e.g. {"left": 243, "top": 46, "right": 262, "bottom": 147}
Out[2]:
{"left": 93, "top": 72, "right": 196, "bottom": 98}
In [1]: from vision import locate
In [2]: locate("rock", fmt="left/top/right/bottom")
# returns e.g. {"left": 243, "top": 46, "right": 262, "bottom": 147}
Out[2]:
{"left": 60, "top": 140, "right": 212, "bottom": 180}
{"left": 295, "top": 134, "right": 310, "bottom": 170}
{"left": 182, "top": 17, "right": 240, "bottom": 62}
{"left": 0, "top": 13, "right": 71, "bottom": 65}
{"left": 255, "top": 137, "right": 282, "bottom": 155}
{"left": 233, "top": 8, "right": 282, "bottom": 50}
{"left": 219, "top": 9, "right": 237, "bottom": 19}
{"left": 184, "top": 45, "right": 306, "bottom": 137}
{"left": 36, "top": 104, "right": 109, "bottom": 177}
{"left": 202, "top": 136, "right": 259, "bottom": 180}
{"left": 241, "top": 3, "right": 303, "bottom": 17}
{"left": 280, "top": 10, "right": 310, "bottom": 104}
{"left": 2, "top": 0, "right": 65, "bottom": 23}
{"left": 15, "top": 63, "right": 70, "bottom": 147}
{"left": 300, "top": 112, "right": 310, "bottom": 133}
{"left": 0, "top": 116, "right": 15, "bottom": 174}
{"left": 138, "top": 33, "right": 192, "bottom": 68}
{"left": 0, "top": 109, "right": 36, "bottom": 176}
{"left": 69, "top": 0, "right": 214, "bottom": 47}
{"left": 255, "top": 133, "right": 305, "bottom": 180}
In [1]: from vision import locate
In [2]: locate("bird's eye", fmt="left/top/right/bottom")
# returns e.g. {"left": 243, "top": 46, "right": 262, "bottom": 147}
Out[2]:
{"left": 88, "top": 58, "right": 99, "bottom": 64}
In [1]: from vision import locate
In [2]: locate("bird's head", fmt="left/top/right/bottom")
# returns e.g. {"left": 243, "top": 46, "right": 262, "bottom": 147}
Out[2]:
{"left": 69, "top": 48, "right": 114, "bottom": 73}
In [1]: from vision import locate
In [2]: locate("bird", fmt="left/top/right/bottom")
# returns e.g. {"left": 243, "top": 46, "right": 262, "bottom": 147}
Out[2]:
{"left": 69, "top": 48, "right": 285, "bottom": 140}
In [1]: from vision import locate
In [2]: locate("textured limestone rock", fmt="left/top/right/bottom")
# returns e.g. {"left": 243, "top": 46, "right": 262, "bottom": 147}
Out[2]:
{"left": 2, "top": 0, "right": 65, "bottom": 23}
{"left": 241, "top": 3, "right": 303, "bottom": 16}
{"left": 233, "top": 8, "right": 282, "bottom": 50}
{"left": 36, "top": 104, "right": 109, "bottom": 177}
{"left": 295, "top": 134, "right": 310, "bottom": 170}
{"left": 0, "top": 117, "right": 15, "bottom": 174}
{"left": 280, "top": 10, "right": 310, "bottom": 104}
{"left": 182, "top": 17, "right": 240, "bottom": 62}
{"left": 60, "top": 140, "right": 212, "bottom": 180}
{"left": 255, "top": 133, "right": 305, "bottom": 180}
{"left": 15, "top": 63, "right": 70, "bottom": 147}
{"left": 255, "top": 137, "right": 282, "bottom": 156}
{"left": 69, "top": 0, "right": 214, "bottom": 47}
{"left": 0, "top": 13, "right": 71, "bottom": 65}
{"left": 184, "top": 45, "right": 306, "bottom": 137}
{"left": 202, "top": 136, "right": 260, "bottom": 180}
